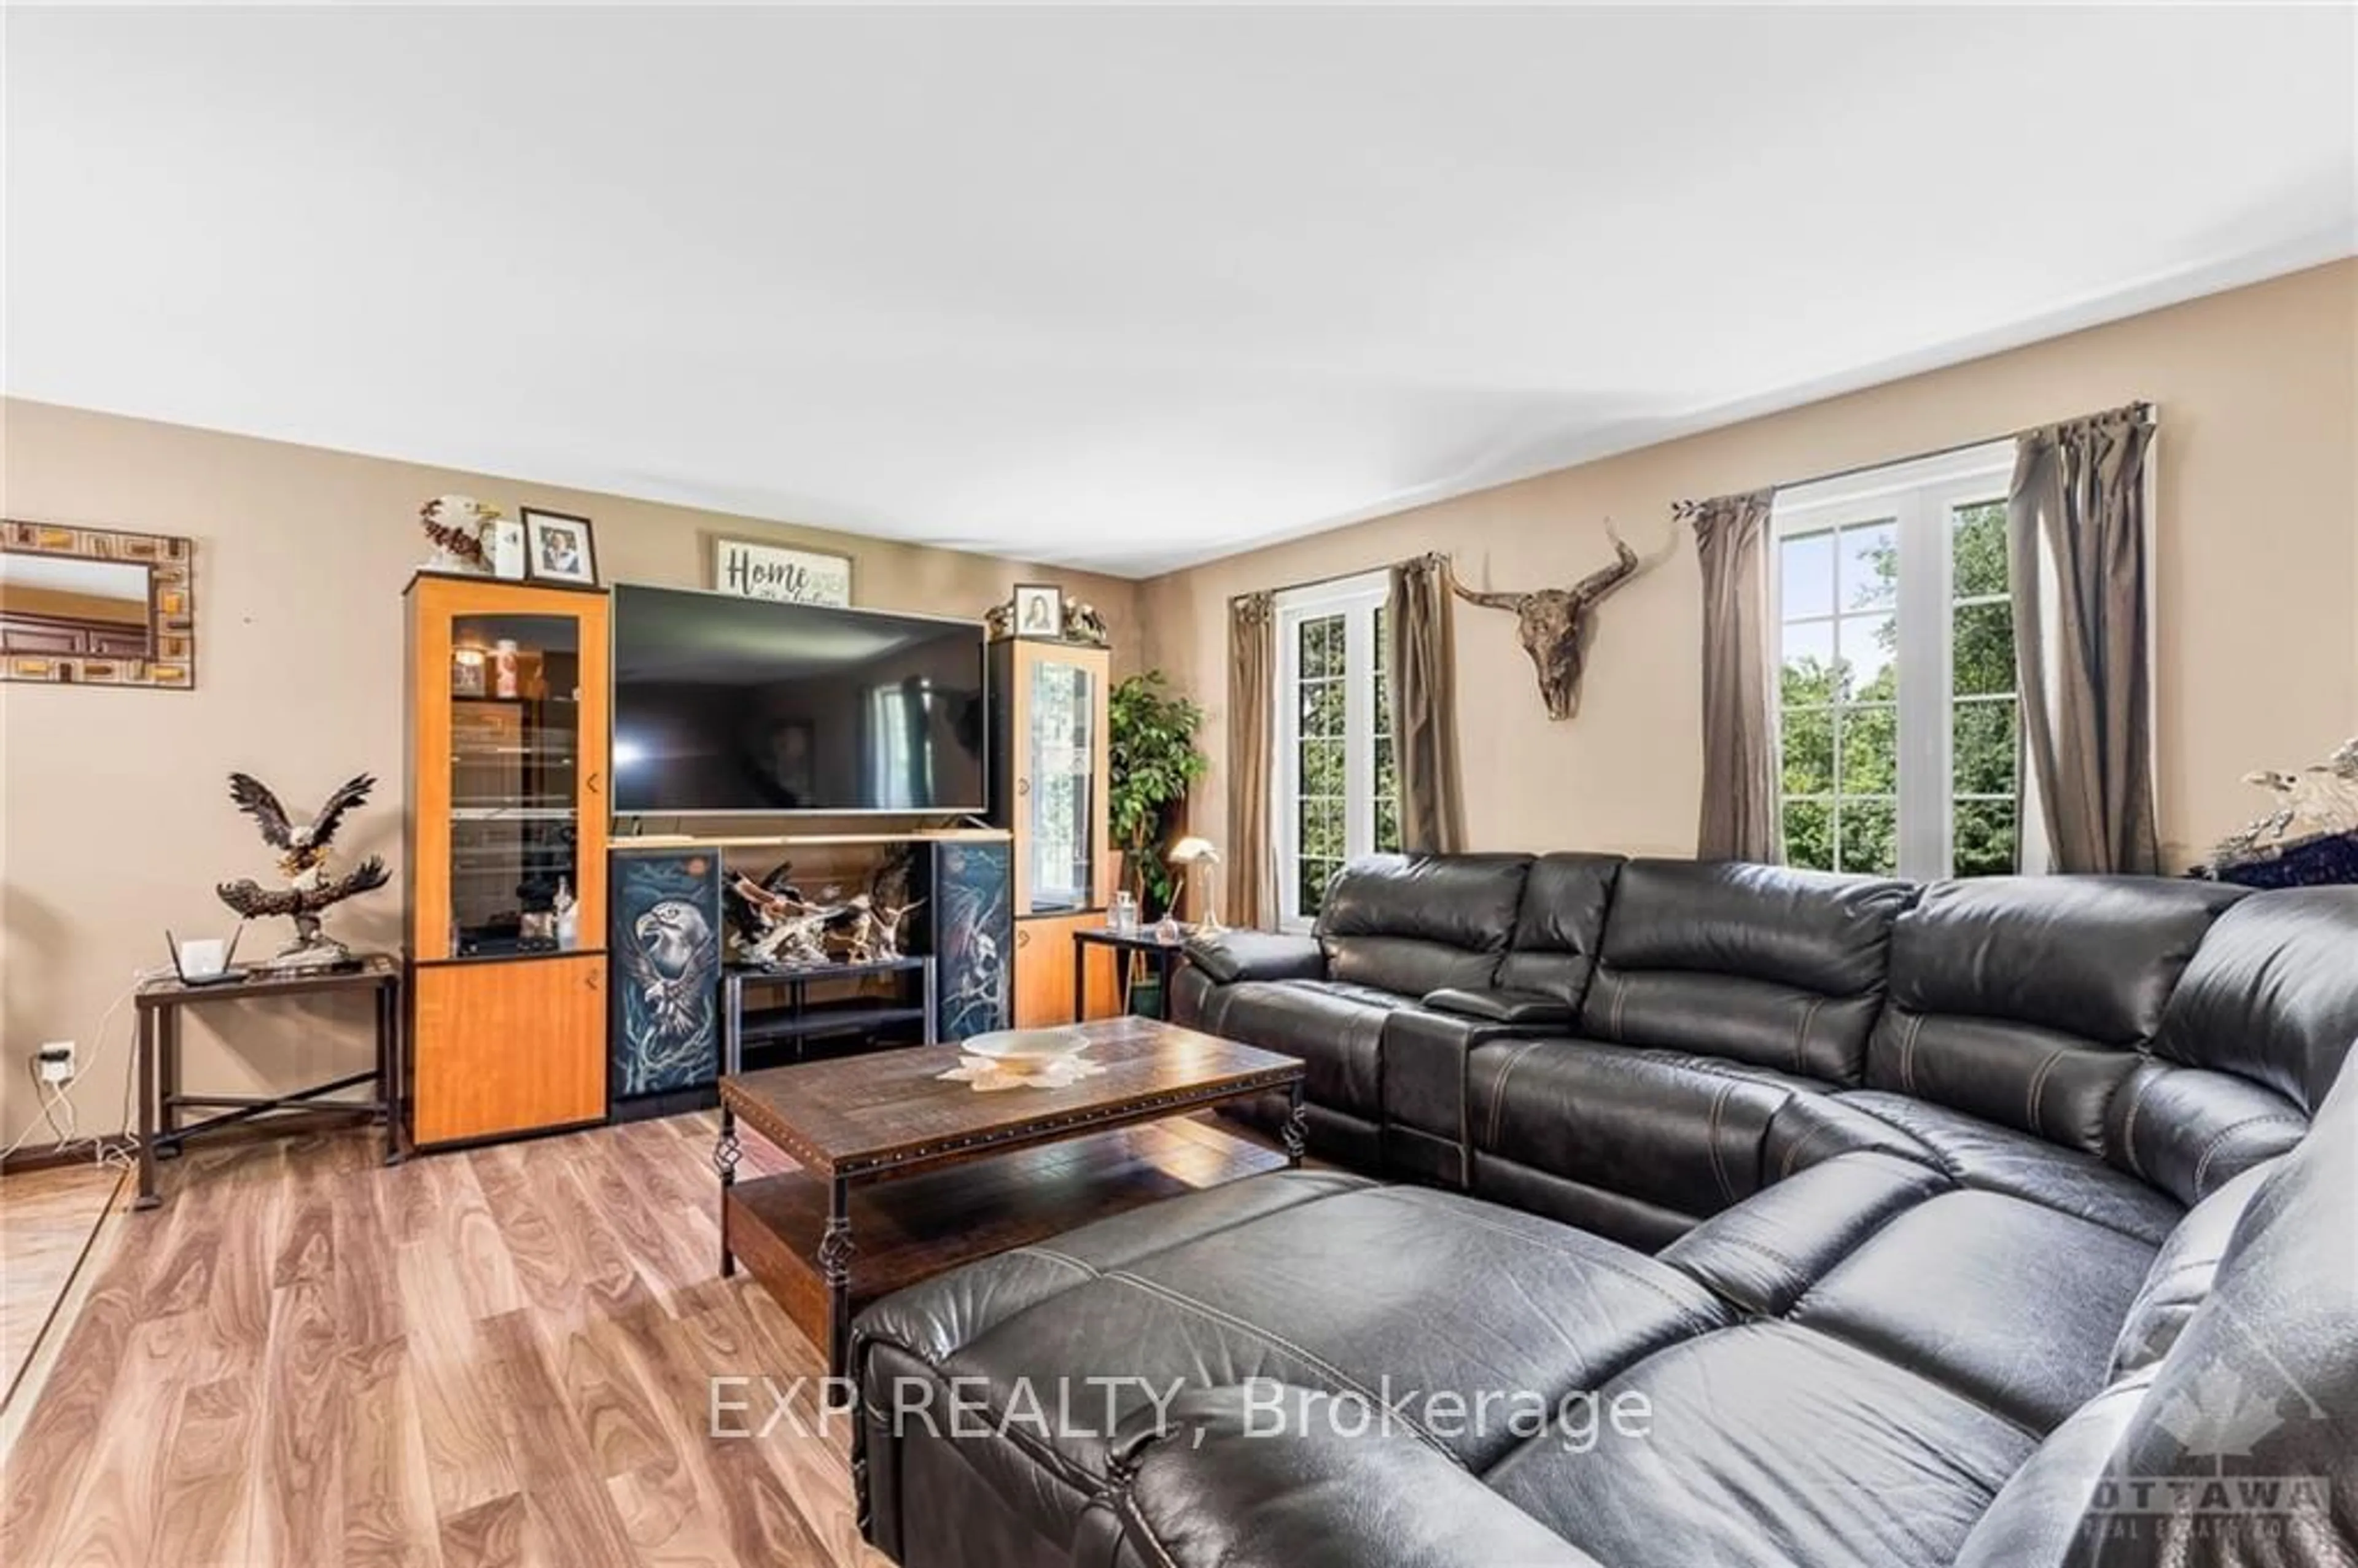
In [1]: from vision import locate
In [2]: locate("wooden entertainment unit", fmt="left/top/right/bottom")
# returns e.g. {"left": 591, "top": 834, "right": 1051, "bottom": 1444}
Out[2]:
{"left": 401, "top": 581, "right": 1125, "bottom": 1150}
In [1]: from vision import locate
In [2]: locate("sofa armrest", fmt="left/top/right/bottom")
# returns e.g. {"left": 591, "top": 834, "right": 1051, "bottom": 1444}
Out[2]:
{"left": 1421, "top": 986, "right": 1576, "bottom": 1027}
{"left": 1091, "top": 1386, "right": 1600, "bottom": 1568}
{"left": 1184, "top": 930, "right": 1327, "bottom": 985}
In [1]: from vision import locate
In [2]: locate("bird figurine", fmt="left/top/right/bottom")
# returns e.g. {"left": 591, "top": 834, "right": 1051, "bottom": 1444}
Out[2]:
{"left": 216, "top": 771, "right": 391, "bottom": 970}
{"left": 2198, "top": 737, "right": 2358, "bottom": 887}
{"left": 1060, "top": 599, "right": 1111, "bottom": 648}
{"left": 2228, "top": 740, "right": 2358, "bottom": 852}
{"left": 727, "top": 870, "right": 833, "bottom": 969}
{"left": 418, "top": 494, "right": 499, "bottom": 574}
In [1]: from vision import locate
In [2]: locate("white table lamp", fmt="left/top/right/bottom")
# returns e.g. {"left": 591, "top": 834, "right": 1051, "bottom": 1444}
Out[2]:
{"left": 1167, "top": 837, "right": 1224, "bottom": 933}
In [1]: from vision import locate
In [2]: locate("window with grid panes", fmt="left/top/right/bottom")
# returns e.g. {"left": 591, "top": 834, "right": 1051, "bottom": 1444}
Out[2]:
{"left": 1773, "top": 444, "right": 2021, "bottom": 879}
{"left": 1275, "top": 572, "right": 1403, "bottom": 929}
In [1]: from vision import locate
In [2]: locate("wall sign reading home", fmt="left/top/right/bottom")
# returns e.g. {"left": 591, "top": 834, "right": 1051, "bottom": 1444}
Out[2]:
{"left": 712, "top": 538, "right": 853, "bottom": 607}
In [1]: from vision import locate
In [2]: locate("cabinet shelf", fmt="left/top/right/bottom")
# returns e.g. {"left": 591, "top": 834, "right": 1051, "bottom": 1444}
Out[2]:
{"left": 727, "top": 956, "right": 929, "bottom": 984}
{"left": 739, "top": 1001, "right": 931, "bottom": 1043}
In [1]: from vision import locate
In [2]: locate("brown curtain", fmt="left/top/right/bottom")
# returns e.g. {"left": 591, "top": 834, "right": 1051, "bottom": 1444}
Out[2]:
{"left": 1690, "top": 490, "right": 1780, "bottom": 862}
{"left": 1388, "top": 554, "right": 1467, "bottom": 853}
{"left": 1227, "top": 591, "right": 1278, "bottom": 928}
{"left": 2008, "top": 405, "right": 2159, "bottom": 874}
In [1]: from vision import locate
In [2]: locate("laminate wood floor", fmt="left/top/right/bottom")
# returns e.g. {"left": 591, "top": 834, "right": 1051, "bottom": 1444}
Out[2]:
{"left": 0, "top": 1109, "right": 1269, "bottom": 1568}
{"left": 2, "top": 1162, "right": 127, "bottom": 1413}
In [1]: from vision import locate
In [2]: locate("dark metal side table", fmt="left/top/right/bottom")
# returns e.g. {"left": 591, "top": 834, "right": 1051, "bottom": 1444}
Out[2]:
{"left": 132, "top": 953, "right": 405, "bottom": 1209}
{"left": 1070, "top": 925, "right": 1194, "bottom": 1022}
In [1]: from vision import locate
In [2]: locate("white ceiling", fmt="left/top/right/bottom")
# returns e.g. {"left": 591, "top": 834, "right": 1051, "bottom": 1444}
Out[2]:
{"left": 6, "top": 7, "right": 2353, "bottom": 578}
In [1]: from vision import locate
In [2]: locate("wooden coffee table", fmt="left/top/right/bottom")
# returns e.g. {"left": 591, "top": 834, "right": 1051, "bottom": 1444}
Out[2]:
{"left": 713, "top": 1016, "right": 1307, "bottom": 1376}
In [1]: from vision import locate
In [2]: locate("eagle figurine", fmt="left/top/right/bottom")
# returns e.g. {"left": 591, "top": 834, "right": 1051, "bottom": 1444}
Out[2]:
{"left": 2197, "top": 737, "right": 2358, "bottom": 888}
{"left": 216, "top": 771, "right": 391, "bottom": 969}
{"left": 418, "top": 494, "right": 497, "bottom": 574}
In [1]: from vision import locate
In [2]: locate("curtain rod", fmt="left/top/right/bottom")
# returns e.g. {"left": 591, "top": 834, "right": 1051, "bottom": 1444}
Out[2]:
{"left": 1228, "top": 556, "right": 1414, "bottom": 607}
{"left": 1675, "top": 398, "right": 2154, "bottom": 515}
{"left": 1233, "top": 400, "right": 2154, "bottom": 599}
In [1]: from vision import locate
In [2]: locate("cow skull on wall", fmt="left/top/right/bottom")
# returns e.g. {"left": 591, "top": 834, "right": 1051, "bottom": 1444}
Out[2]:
{"left": 1450, "top": 522, "right": 1660, "bottom": 721}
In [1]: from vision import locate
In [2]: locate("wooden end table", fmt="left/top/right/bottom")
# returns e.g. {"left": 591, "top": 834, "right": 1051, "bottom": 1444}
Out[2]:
{"left": 133, "top": 953, "right": 405, "bottom": 1209}
{"left": 713, "top": 1016, "right": 1307, "bottom": 1379}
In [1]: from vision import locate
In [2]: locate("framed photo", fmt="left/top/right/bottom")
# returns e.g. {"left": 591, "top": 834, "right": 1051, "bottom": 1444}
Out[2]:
{"left": 1012, "top": 582, "right": 1064, "bottom": 641}
{"left": 485, "top": 518, "right": 527, "bottom": 581}
{"left": 521, "top": 508, "right": 599, "bottom": 586}
{"left": 712, "top": 537, "right": 853, "bottom": 607}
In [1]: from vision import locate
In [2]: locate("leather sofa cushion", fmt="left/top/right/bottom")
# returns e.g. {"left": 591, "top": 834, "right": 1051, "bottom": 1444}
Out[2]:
{"left": 856, "top": 1172, "right": 1376, "bottom": 1370}
{"left": 1759, "top": 1093, "right": 1948, "bottom": 1181}
{"left": 1948, "top": 1373, "right": 2153, "bottom": 1568}
{"left": 1315, "top": 853, "right": 1530, "bottom": 997}
{"left": 1493, "top": 852, "right": 1624, "bottom": 1007}
{"left": 1468, "top": 1155, "right": 1702, "bottom": 1252}
{"left": 1864, "top": 876, "right": 2242, "bottom": 1151}
{"left": 2110, "top": 1160, "right": 2275, "bottom": 1378}
{"left": 2088, "top": 1065, "right": 2358, "bottom": 1566}
{"left": 1579, "top": 860, "right": 1913, "bottom": 1082}
{"left": 1829, "top": 1092, "right": 2184, "bottom": 1244}
{"left": 1183, "top": 930, "right": 1326, "bottom": 986}
{"left": 1101, "top": 1386, "right": 1604, "bottom": 1568}
{"left": 1422, "top": 987, "right": 1574, "bottom": 1025}
{"left": 1167, "top": 961, "right": 1214, "bottom": 1030}
{"left": 1868, "top": 1011, "right": 2147, "bottom": 1155}
{"left": 879, "top": 1176, "right": 1726, "bottom": 1504}
{"left": 1885, "top": 876, "right": 2242, "bottom": 1043}
{"left": 1660, "top": 1151, "right": 1950, "bottom": 1316}
{"left": 2149, "top": 884, "right": 2358, "bottom": 1114}
{"left": 2104, "top": 1061, "right": 2309, "bottom": 1206}
{"left": 1382, "top": 1004, "right": 1523, "bottom": 1155}
{"left": 1597, "top": 859, "right": 1914, "bottom": 996}
{"left": 1469, "top": 1038, "right": 1820, "bottom": 1227}
{"left": 1794, "top": 1189, "right": 2155, "bottom": 1432}
{"left": 1487, "top": 1321, "right": 2037, "bottom": 1568}
{"left": 1198, "top": 979, "right": 1402, "bottom": 1119}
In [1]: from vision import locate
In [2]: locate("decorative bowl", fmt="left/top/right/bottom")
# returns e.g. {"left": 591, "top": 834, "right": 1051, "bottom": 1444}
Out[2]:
{"left": 959, "top": 1028, "right": 1090, "bottom": 1066}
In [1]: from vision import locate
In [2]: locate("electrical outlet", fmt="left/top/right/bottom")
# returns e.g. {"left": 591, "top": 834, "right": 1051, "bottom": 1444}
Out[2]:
{"left": 36, "top": 1041, "right": 75, "bottom": 1084}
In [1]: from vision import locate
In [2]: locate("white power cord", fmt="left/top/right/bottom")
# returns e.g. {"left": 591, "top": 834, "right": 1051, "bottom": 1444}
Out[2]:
{"left": 0, "top": 979, "right": 142, "bottom": 1169}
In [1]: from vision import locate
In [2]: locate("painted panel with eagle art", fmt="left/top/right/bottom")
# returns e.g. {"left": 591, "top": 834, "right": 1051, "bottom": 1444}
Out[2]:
{"left": 914, "top": 840, "right": 1013, "bottom": 1044}
{"left": 609, "top": 849, "right": 723, "bottom": 1098}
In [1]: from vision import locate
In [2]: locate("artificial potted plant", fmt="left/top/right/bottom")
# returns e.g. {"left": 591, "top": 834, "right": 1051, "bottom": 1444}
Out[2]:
{"left": 1108, "top": 671, "right": 1209, "bottom": 920}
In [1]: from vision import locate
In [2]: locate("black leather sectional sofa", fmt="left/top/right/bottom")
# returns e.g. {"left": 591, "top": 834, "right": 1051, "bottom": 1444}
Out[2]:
{"left": 851, "top": 855, "right": 2358, "bottom": 1568}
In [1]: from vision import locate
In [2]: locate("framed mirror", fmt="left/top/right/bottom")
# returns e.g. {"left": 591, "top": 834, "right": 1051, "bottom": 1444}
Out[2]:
{"left": 1, "top": 521, "right": 195, "bottom": 688}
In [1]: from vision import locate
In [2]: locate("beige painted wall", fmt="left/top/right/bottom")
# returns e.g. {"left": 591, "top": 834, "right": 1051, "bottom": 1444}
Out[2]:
{"left": 0, "top": 400, "right": 1139, "bottom": 1147}
{"left": 1142, "top": 260, "right": 2358, "bottom": 880}
{"left": 4, "top": 260, "right": 2352, "bottom": 1148}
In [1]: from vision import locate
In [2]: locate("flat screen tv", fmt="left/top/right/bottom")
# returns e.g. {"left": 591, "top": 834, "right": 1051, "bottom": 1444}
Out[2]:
{"left": 611, "top": 584, "right": 987, "bottom": 816}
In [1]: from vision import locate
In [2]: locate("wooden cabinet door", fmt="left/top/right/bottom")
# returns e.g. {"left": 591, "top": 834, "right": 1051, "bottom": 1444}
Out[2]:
{"left": 411, "top": 955, "right": 607, "bottom": 1144}
{"left": 1011, "top": 913, "right": 1125, "bottom": 1028}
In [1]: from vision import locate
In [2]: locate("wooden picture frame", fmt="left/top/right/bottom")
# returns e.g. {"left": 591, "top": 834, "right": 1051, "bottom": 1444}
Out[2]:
{"left": 1012, "top": 583, "right": 1064, "bottom": 642}
{"left": 521, "top": 507, "right": 599, "bottom": 586}
{"left": 1, "top": 520, "right": 196, "bottom": 689}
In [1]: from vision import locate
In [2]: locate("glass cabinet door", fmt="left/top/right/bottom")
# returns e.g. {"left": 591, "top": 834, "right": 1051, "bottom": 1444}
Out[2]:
{"left": 446, "top": 611, "right": 585, "bottom": 957}
{"left": 1025, "top": 656, "right": 1097, "bottom": 912}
